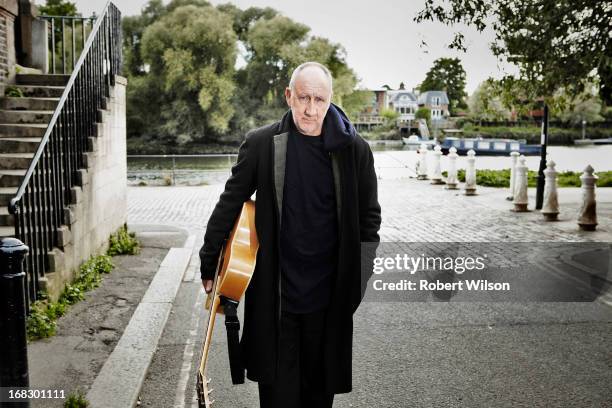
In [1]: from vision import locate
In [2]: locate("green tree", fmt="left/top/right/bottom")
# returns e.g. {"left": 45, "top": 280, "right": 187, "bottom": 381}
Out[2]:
{"left": 419, "top": 57, "right": 467, "bottom": 113}
{"left": 553, "top": 85, "right": 604, "bottom": 124}
{"left": 415, "top": 0, "right": 612, "bottom": 106}
{"left": 138, "top": 3, "right": 237, "bottom": 141}
{"left": 38, "top": 0, "right": 78, "bottom": 16}
{"left": 468, "top": 79, "right": 511, "bottom": 120}
{"left": 341, "top": 89, "right": 373, "bottom": 120}
{"left": 415, "top": 107, "right": 431, "bottom": 129}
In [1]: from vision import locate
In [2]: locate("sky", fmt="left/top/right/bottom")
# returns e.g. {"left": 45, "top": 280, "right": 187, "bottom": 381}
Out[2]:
{"left": 52, "top": 0, "right": 520, "bottom": 95}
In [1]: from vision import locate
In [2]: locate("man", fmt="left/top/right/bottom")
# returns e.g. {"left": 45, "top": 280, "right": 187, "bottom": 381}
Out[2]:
{"left": 199, "top": 61, "right": 381, "bottom": 407}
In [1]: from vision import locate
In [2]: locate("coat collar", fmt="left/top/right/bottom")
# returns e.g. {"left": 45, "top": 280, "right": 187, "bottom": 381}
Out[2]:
{"left": 275, "top": 102, "right": 357, "bottom": 152}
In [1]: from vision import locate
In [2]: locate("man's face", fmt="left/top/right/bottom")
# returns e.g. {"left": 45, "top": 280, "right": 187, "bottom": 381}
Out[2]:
{"left": 285, "top": 67, "right": 332, "bottom": 136}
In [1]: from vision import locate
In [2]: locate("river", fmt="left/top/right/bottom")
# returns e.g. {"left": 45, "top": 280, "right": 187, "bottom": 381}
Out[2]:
{"left": 127, "top": 145, "right": 611, "bottom": 185}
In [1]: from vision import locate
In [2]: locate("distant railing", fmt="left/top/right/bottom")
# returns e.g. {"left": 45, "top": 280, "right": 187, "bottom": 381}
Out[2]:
{"left": 9, "top": 1, "right": 122, "bottom": 308}
{"left": 39, "top": 14, "right": 97, "bottom": 74}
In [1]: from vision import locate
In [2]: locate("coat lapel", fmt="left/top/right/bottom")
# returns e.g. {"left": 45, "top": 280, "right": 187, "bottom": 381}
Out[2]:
{"left": 273, "top": 132, "right": 289, "bottom": 228}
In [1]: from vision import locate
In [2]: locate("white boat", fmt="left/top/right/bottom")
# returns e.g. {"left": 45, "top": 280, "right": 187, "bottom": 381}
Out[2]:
{"left": 402, "top": 135, "right": 437, "bottom": 148}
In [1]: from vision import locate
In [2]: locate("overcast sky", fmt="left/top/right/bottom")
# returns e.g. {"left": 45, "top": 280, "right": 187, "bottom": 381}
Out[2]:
{"left": 50, "top": 0, "right": 519, "bottom": 94}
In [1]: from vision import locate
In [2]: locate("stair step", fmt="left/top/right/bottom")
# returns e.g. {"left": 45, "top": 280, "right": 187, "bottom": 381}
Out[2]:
{"left": 5, "top": 85, "right": 65, "bottom": 98}
{"left": 0, "top": 225, "right": 15, "bottom": 238}
{"left": 16, "top": 74, "right": 70, "bottom": 86}
{"left": 0, "top": 97, "right": 60, "bottom": 111}
{"left": 0, "top": 137, "right": 42, "bottom": 154}
{"left": 0, "top": 186, "right": 18, "bottom": 206}
{"left": 0, "top": 205, "right": 14, "bottom": 227}
{"left": 0, "top": 168, "right": 27, "bottom": 188}
{"left": 0, "top": 123, "right": 47, "bottom": 137}
{"left": 0, "top": 109, "right": 54, "bottom": 124}
{"left": 0, "top": 152, "right": 34, "bottom": 170}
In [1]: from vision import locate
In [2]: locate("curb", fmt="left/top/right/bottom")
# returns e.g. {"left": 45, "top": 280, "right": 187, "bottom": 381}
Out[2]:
{"left": 86, "top": 234, "right": 196, "bottom": 407}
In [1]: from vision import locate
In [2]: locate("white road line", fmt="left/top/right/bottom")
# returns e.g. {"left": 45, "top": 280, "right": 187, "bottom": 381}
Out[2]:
{"left": 174, "top": 281, "right": 205, "bottom": 408}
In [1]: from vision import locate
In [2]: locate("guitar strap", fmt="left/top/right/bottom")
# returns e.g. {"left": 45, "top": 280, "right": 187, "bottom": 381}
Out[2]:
{"left": 220, "top": 296, "right": 245, "bottom": 384}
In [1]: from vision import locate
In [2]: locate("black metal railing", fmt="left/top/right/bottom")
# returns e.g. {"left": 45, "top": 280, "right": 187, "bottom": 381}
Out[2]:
{"left": 39, "top": 14, "right": 97, "bottom": 74}
{"left": 8, "top": 0, "right": 122, "bottom": 308}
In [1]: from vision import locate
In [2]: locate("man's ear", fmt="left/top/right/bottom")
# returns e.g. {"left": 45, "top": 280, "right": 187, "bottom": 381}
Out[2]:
{"left": 284, "top": 87, "right": 292, "bottom": 107}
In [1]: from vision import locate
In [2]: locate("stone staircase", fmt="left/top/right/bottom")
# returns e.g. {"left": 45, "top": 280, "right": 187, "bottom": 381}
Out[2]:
{"left": 0, "top": 73, "right": 69, "bottom": 238}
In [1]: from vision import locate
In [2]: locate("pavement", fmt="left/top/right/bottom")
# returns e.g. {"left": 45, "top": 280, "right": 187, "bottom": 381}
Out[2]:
{"left": 24, "top": 158, "right": 612, "bottom": 407}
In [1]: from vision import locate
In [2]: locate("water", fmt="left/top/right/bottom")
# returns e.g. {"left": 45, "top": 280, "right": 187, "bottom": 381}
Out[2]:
{"left": 127, "top": 145, "right": 611, "bottom": 185}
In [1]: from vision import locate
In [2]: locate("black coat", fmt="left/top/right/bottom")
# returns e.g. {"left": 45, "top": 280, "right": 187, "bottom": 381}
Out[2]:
{"left": 199, "top": 104, "right": 381, "bottom": 394}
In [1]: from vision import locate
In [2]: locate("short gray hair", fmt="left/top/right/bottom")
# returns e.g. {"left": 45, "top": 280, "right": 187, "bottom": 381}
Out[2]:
{"left": 288, "top": 61, "right": 333, "bottom": 91}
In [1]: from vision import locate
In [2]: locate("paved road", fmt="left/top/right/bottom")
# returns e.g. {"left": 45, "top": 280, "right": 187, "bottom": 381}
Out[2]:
{"left": 128, "top": 173, "right": 612, "bottom": 407}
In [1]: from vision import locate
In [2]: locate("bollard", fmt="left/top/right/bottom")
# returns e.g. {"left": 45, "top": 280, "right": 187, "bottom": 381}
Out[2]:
{"left": 445, "top": 146, "right": 459, "bottom": 190}
{"left": 507, "top": 151, "right": 520, "bottom": 201}
{"left": 513, "top": 155, "right": 529, "bottom": 212}
{"left": 542, "top": 160, "right": 560, "bottom": 221}
{"left": 430, "top": 145, "right": 445, "bottom": 184}
{"left": 417, "top": 143, "right": 428, "bottom": 180}
{"left": 577, "top": 165, "right": 598, "bottom": 231}
{"left": 0, "top": 237, "right": 30, "bottom": 407}
{"left": 464, "top": 149, "right": 477, "bottom": 195}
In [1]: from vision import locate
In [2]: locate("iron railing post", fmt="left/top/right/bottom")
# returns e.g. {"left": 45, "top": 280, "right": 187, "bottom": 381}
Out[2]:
{"left": 0, "top": 237, "right": 30, "bottom": 408}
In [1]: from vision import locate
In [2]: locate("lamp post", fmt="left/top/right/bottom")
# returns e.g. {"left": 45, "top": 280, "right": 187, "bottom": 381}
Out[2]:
{"left": 535, "top": 104, "right": 548, "bottom": 210}
{"left": 582, "top": 119, "right": 586, "bottom": 140}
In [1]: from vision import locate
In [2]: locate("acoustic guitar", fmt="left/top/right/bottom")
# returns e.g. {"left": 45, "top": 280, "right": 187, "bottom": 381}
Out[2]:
{"left": 196, "top": 200, "right": 258, "bottom": 407}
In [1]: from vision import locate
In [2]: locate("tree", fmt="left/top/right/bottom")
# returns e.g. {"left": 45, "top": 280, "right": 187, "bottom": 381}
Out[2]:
{"left": 419, "top": 57, "right": 467, "bottom": 113}
{"left": 415, "top": 107, "right": 431, "bottom": 129}
{"left": 38, "top": 0, "right": 78, "bottom": 16}
{"left": 341, "top": 90, "right": 373, "bottom": 120}
{"left": 139, "top": 4, "right": 237, "bottom": 140}
{"left": 553, "top": 85, "right": 604, "bottom": 124}
{"left": 468, "top": 79, "right": 511, "bottom": 120}
{"left": 415, "top": 0, "right": 612, "bottom": 106}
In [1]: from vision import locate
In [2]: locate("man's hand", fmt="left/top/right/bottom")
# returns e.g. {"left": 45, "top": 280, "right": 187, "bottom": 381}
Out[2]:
{"left": 202, "top": 279, "right": 213, "bottom": 294}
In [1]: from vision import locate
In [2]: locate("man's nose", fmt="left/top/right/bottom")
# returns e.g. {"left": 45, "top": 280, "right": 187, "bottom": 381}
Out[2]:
{"left": 305, "top": 99, "right": 316, "bottom": 116}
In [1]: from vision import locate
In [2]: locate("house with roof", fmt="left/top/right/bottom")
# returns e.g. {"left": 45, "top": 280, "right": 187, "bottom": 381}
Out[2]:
{"left": 387, "top": 89, "right": 419, "bottom": 124}
{"left": 417, "top": 90, "right": 450, "bottom": 121}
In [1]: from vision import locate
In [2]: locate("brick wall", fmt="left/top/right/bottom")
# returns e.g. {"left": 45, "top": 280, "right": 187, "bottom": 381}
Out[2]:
{"left": 0, "top": 0, "right": 17, "bottom": 84}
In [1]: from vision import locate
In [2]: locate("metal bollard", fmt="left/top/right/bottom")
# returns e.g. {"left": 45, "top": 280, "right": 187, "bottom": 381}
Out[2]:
{"left": 513, "top": 155, "right": 529, "bottom": 212}
{"left": 507, "top": 151, "right": 520, "bottom": 201}
{"left": 542, "top": 160, "right": 560, "bottom": 221}
{"left": 430, "top": 145, "right": 445, "bottom": 185}
{"left": 417, "top": 143, "right": 428, "bottom": 180}
{"left": 464, "top": 149, "right": 477, "bottom": 195}
{"left": 445, "top": 146, "right": 459, "bottom": 190}
{"left": 577, "top": 165, "right": 598, "bottom": 231}
{"left": 0, "top": 237, "right": 30, "bottom": 407}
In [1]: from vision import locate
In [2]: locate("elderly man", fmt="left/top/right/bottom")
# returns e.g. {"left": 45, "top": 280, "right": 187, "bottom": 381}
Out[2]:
{"left": 199, "top": 61, "right": 381, "bottom": 407}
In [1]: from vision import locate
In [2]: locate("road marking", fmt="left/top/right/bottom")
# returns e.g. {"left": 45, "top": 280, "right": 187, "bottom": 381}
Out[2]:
{"left": 174, "top": 280, "right": 205, "bottom": 408}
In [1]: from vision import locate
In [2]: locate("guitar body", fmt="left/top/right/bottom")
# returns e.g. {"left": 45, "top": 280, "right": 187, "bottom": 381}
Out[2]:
{"left": 197, "top": 200, "right": 258, "bottom": 407}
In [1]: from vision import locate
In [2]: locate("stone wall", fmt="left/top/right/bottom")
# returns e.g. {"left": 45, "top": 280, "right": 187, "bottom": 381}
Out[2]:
{"left": 45, "top": 75, "right": 128, "bottom": 300}
{"left": 0, "top": 0, "right": 17, "bottom": 84}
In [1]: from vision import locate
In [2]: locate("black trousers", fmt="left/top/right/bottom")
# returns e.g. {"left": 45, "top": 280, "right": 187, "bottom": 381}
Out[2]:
{"left": 258, "top": 308, "right": 334, "bottom": 408}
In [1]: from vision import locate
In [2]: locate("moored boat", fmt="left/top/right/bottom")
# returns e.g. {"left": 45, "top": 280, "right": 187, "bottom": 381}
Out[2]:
{"left": 440, "top": 137, "right": 541, "bottom": 156}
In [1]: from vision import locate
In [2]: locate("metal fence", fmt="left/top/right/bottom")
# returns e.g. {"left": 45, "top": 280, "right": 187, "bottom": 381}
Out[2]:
{"left": 8, "top": 1, "right": 122, "bottom": 308}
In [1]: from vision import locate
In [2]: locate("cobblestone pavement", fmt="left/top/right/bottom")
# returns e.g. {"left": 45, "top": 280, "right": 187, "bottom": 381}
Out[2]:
{"left": 127, "top": 170, "right": 612, "bottom": 243}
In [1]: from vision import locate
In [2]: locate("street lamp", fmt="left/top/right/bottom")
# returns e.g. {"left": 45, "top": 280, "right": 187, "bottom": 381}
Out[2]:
{"left": 535, "top": 104, "right": 548, "bottom": 210}
{"left": 582, "top": 119, "right": 586, "bottom": 140}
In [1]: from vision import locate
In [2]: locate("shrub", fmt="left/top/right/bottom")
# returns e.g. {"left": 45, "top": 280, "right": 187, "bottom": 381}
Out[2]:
{"left": 27, "top": 255, "right": 115, "bottom": 341}
{"left": 107, "top": 224, "right": 140, "bottom": 256}
{"left": 64, "top": 390, "right": 89, "bottom": 408}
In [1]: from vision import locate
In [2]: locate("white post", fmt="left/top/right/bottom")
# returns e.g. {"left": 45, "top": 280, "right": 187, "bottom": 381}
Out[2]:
{"left": 430, "top": 145, "right": 444, "bottom": 184}
{"left": 417, "top": 143, "right": 428, "bottom": 180}
{"left": 541, "top": 160, "right": 559, "bottom": 221}
{"left": 464, "top": 149, "right": 477, "bottom": 195}
{"left": 577, "top": 165, "right": 598, "bottom": 231}
{"left": 507, "top": 151, "right": 519, "bottom": 201}
{"left": 445, "top": 146, "right": 459, "bottom": 190}
{"left": 512, "top": 155, "right": 529, "bottom": 212}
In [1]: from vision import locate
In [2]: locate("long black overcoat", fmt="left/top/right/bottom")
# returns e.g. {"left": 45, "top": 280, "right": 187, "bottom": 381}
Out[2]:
{"left": 199, "top": 105, "right": 381, "bottom": 394}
